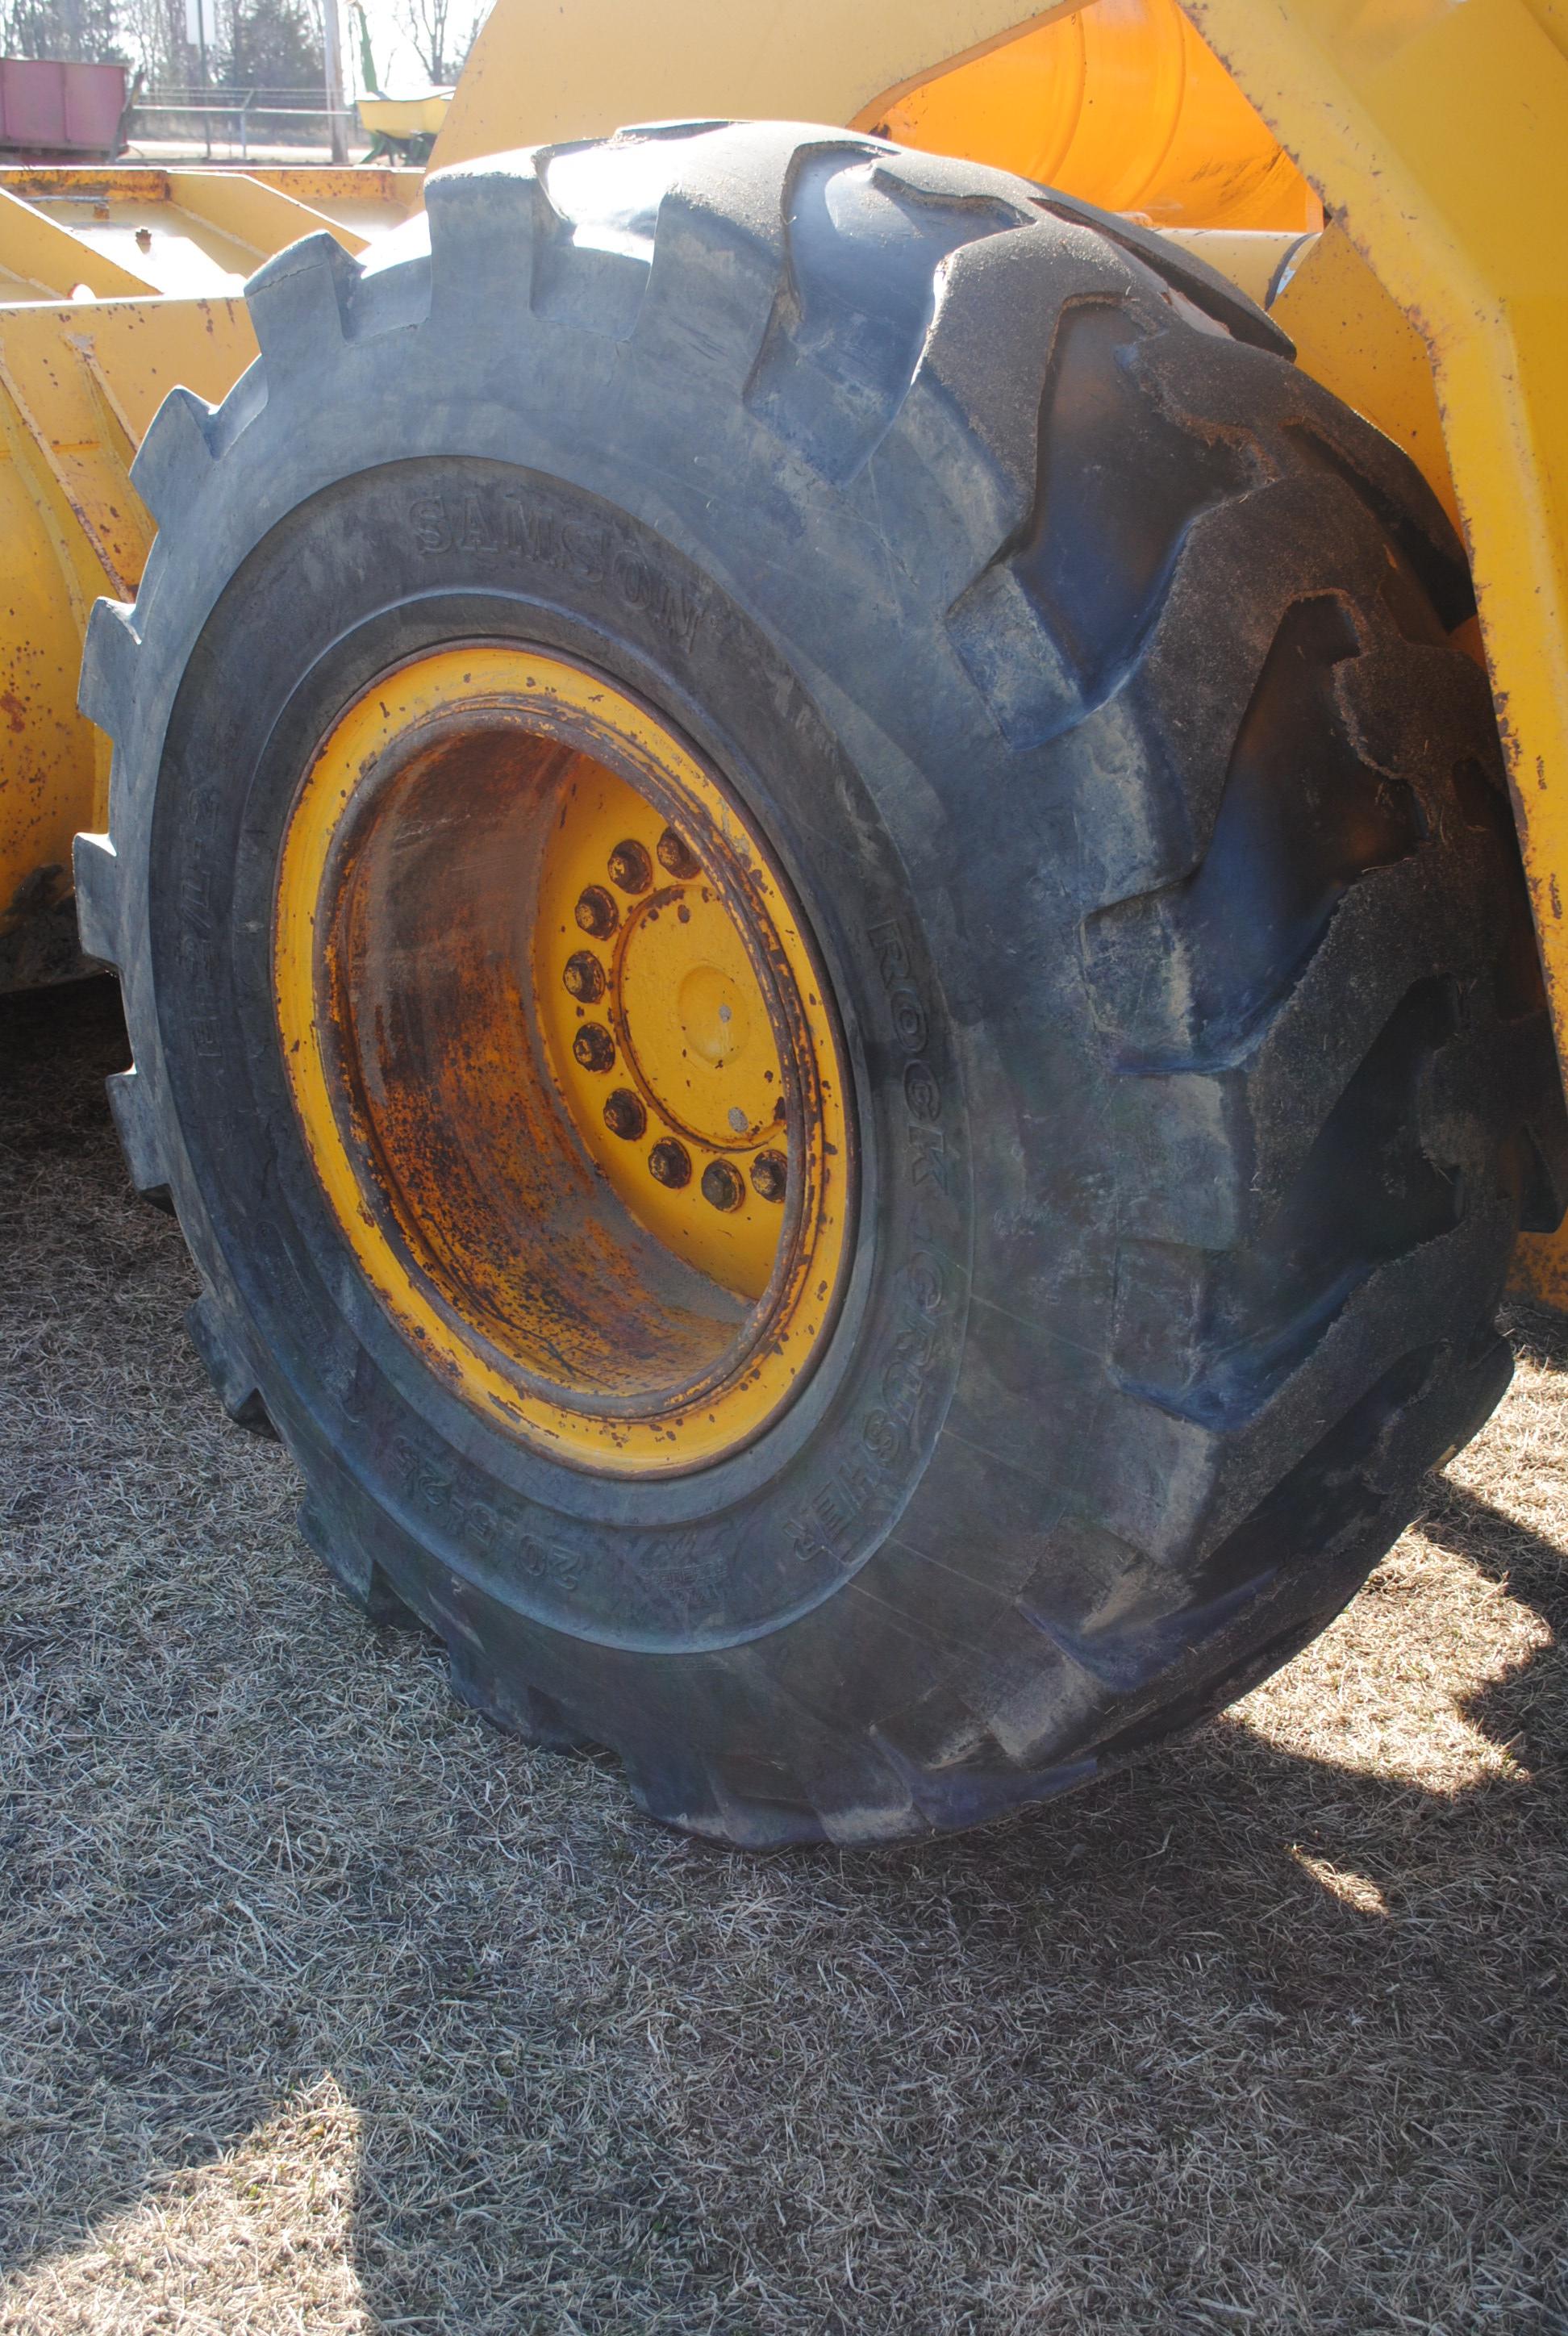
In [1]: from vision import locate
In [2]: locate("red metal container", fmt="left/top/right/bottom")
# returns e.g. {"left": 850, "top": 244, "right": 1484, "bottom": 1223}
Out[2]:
{"left": 0, "top": 59, "right": 127, "bottom": 159}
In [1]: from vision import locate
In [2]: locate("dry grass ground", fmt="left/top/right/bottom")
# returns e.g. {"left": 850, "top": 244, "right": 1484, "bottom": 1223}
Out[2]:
{"left": 2, "top": 977, "right": 1566, "bottom": 2334}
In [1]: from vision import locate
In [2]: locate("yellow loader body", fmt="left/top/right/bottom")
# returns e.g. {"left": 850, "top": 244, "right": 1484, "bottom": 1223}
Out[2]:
{"left": 0, "top": 165, "right": 420, "bottom": 987}
{"left": 2, "top": 0, "right": 1566, "bottom": 1304}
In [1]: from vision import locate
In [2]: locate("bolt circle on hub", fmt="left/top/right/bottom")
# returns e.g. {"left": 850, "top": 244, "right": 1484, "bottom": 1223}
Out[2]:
{"left": 574, "top": 884, "right": 619, "bottom": 939}
{"left": 274, "top": 644, "right": 853, "bottom": 1477}
{"left": 750, "top": 1149, "right": 788, "bottom": 1203}
{"left": 657, "top": 826, "right": 702, "bottom": 881}
{"left": 603, "top": 1087, "right": 646, "bottom": 1141}
{"left": 648, "top": 1138, "right": 692, "bottom": 1189}
{"left": 702, "top": 1158, "right": 745, "bottom": 1212}
{"left": 572, "top": 1024, "right": 616, "bottom": 1074}
{"left": 608, "top": 837, "right": 653, "bottom": 895}
{"left": 563, "top": 949, "right": 605, "bottom": 1003}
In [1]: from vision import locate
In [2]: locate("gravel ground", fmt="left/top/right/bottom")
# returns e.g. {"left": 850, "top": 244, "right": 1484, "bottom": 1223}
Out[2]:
{"left": 2, "top": 976, "right": 1566, "bottom": 2334}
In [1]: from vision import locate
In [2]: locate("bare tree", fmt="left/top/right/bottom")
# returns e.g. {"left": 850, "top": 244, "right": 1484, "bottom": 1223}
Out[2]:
{"left": 394, "top": 0, "right": 483, "bottom": 86}
{"left": 115, "top": 0, "right": 195, "bottom": 83}
{"left": 2, "top": 0, "right": 125, "bottom": 61}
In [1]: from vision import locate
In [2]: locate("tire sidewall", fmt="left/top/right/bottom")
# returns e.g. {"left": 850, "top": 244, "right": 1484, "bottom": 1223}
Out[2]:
{"left": 150, "top": 456, "right": 976, "bottom": 1654}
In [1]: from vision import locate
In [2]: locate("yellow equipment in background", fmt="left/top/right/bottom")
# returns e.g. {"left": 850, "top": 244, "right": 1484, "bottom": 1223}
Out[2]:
{"left": 357, "top": 91, "right": 450, "bottom": 144}
{"left": 356, "top": 89, "right": 451, "bottom": 164}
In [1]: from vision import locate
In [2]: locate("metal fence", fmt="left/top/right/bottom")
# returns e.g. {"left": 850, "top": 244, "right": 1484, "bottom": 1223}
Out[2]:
{"left": 127, "top": 86, "right": 356, "bottom": 160}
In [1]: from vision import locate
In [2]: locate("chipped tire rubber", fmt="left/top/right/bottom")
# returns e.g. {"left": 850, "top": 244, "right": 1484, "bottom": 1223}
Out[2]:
{"left": 75, "top": 127, "right": 1568, "bottom": 1847}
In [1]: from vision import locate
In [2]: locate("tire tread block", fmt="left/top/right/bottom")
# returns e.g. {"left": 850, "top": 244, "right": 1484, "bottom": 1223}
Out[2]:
{"left": 131, "top": 384, "right": 217, "bottom": 534}
{"left": 106, "top": 1066, "right": 173, "bottom": 1211}
{"left": 448, "top": 1642, "right": 593, "bottom": 1751}
{"left": 245, "top": 231, "right": 359, "bottom": 369}
{"left": 186, "top": 1287, "right": 277, "bottom": 1439}
{"left": 298, "top": 1498, "right": 420, "bottom": 1629}
{"left": 77, "top": 600, "right": 139, "bottom": 747}
{"left": 71, "top": 830, "right": 120, "bottom": 968}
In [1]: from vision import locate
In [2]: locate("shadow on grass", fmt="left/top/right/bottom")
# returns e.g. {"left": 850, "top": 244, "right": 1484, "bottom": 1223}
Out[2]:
{"left": 2, "top": 979, "right": 1565, "bottom": 2332}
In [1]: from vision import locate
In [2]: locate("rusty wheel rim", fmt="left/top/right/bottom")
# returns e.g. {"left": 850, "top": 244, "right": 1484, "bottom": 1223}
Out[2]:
{"left": 273, "top": 644, "right": 854, "bottom": 1475}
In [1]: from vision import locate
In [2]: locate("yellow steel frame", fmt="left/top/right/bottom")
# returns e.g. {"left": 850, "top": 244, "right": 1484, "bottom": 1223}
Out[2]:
{"left": 1183, "top": 0, "right": 1568, "bottom": 1295}
{"left": 0, "top": 296, "right": 257, "bottom": 966}
{"left": 852, "top": 0, "right": 1317, "bottom": 228}
{"left": 433, "top": 0, "right": 1312, "bottom": 231}
{"left": 432, "top": 1, "right": 1070, "bottom": 168}
{"left": 0, "top": 168, "right": 419, "bottom": 979}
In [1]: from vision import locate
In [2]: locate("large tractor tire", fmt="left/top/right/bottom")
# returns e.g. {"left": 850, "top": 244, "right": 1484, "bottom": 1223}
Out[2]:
{"left": 76, "top": 127, "right": 1567, "bottom": 1846}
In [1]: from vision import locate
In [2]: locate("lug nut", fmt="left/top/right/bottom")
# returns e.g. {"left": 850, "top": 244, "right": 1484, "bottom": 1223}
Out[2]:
{"left": 657, "top": 826, "right": 701, "bottom": 881}
{"left": 573, "top": 1024, "right": 615, "bottom": 1074}
{"left": 608, "top": 837, "right": 653, "bottom": 895}
{"left": 648, "top": 1137, "right": 691, "bottom": 1189}
{"left": 574, "top": 884, "right": 619, "bottom": 940}
{"left": 563, "top": 949, "right": 605, "bottom": 1003}
{"left": 701, "top": 1158, "right": 745, "bottom": 1212}
{"left": 603, "top": 1088, "right": 646, "bottom": 1141}
{"left": 750, "top": 1149, "right": 787, "bottom": 1203}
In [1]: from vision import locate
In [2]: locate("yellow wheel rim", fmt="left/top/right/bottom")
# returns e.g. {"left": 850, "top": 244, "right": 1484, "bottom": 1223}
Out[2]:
{"left": 274, "top": 645, "right": 853, "bottom": 1475}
